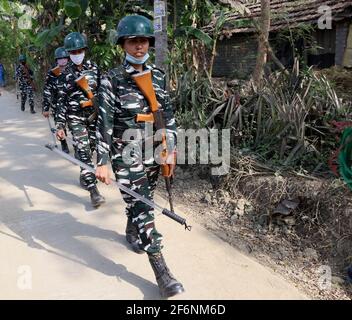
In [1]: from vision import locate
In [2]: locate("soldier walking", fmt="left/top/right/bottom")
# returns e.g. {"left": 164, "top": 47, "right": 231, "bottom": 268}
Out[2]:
{"left": 95, "top": 15, "right": 184, "bottom": 298}
{"left": 15, "top": 54, "right": 36, "bottom": 113}
{"left": 42, "top": 47, "right": 70, "bottom": 154}
{"left": 55, "top": 32, "right": 105, "bottom": 208}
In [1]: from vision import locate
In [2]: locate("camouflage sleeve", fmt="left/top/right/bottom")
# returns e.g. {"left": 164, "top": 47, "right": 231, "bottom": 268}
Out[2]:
{"left": 15, "top": 66, "right": 20, "bottom": 80}
{"left": 42, "top": 72, "right": 54, "bottom": 112}
{"left": 96, "top": 74, "right": 118, "bottom": 166}
{"left": 161, "top": 73, "right": 177, "bottom": 151}
{"left": 55, "top": 79, "right": 68, "bottom": 130}
{"left": 95, "top": 63, "right": 101, "bottom": 90}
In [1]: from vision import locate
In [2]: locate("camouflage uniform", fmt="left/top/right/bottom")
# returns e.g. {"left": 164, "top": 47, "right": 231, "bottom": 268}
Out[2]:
{"left": 43, "top": 65, "right": 70, "bottom": 152}
{"left": 55, "top": 60, "right": 101, "bottom": 190}
{"left": 96, "top": 60, "right": 177, "bottom": 254}
{"left": 15, "top": 64, "right": 35, "bottom": 112}
{"left": 42, "top": 65, "right": 65, "bottom": 118}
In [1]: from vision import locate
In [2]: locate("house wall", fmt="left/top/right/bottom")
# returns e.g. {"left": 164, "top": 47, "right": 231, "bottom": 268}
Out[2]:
{"left": 212, "top": 20, "right": 351, "bottom": 78}
{"left": 308, "top": 27, "right": 336, "bottom": 68}
{"left": 212, "top": 34, "right": 257, "bottom": 79}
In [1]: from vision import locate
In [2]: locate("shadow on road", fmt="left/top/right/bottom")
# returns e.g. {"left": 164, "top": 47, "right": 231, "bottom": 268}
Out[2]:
{"left": 0, "top": 121, "right": 105, "bottom": 212}
{"left": 0, "top": 206, "right": 159, "bottom": 299}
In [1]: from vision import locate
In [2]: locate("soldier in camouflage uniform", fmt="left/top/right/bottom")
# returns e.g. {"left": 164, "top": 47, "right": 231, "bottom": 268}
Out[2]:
{"left": 42, "top": 47, "right": 70, "bottom": 153}
{"left": 15, "top": 54, "right": 36, "bottom": 114}
{"left": 95, "top": 15, "right": 184, "bottom": 298}
{"left": 55, "top": 32, "right": 105, "bottom": 208}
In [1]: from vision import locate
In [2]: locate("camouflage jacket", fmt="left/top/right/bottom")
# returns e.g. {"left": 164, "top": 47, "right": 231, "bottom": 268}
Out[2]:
{"left": 96, "top": 60, "right": 177, "bottom": 166}
{"left": 42, "top": 65, "right": 66, "bottom": 113}
{"left": 56, "top": 60, "right": 100, "bottom": 129}
{"left": 15, "top": 64, "right": 34, "bottom": 90}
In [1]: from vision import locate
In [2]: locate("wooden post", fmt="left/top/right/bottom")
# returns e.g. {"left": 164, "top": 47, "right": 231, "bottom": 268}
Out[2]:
{"left": 154, "top": 0, "right": 168, "bottom": 75}
{"left": 252, "top": 0, "right": 270, "bottom": 87}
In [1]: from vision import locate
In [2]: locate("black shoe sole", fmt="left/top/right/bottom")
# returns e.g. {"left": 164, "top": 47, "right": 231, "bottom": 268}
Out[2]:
{"left": 91, "top": 199, "right": 106, "bottom": 208}
{"left": 92, "top": 199, "right": 105, "bottom": 208}
{"left": 161, "top": 285, "right": 185, "bottom": 298}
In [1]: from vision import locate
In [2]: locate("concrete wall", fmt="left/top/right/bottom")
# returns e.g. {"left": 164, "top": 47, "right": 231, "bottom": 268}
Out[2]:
{"left": 335, "top": 21, "right": 349, "bottom": 66}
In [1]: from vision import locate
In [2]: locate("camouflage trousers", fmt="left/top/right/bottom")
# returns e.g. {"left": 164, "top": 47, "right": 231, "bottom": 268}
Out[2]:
{"left": 111, "top": 140, "right": 163, "bottom": 254}
{"left": 67, "top": 114, "right": 97, "bottom": 190}
{"left": 20, "top": 85, "right": 34, "bottom": 111}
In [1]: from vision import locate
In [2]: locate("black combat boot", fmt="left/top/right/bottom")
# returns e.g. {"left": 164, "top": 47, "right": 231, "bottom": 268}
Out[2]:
{"left": 125, "top": 217, "right": 144, "bottom": 254}
{"left": 30, "top": 108, "right": 36, "bottom": 114}
{"left": 61, "top": 139, "right": 70, "bottom": 154}
{"left": 21, "top": 104, "right": 25, "bottom": 111}
{"left": 148, "top": 252, "right": 185, "bottom": 298}
{"left": 89, "top": 185, "right": 105, "bottom": 207}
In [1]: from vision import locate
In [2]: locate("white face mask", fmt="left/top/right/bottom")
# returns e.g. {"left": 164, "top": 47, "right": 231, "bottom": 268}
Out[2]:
{"left": 70, "top": 52, "right": 85, "bottom": 65}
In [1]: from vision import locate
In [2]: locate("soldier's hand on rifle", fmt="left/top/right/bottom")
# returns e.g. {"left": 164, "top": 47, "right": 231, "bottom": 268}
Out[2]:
{"left": 95, "top": 165, "right": 111, "bottom": 185}
{"left": 56, "top": 129, "right": 66, "bottom": 140}
{"left": 42, "top": 111, "right": 50, "bottom": 118}
{"left": 168, "top": 151, "right": 177, "bottom": 178}
{"left": 163, "top": 150, "right": 177, "bottom": 178}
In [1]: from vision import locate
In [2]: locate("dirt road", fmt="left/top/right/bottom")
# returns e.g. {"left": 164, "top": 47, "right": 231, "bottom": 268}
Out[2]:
{"left": 0, "top": 90, "right": 308, "bottom": 299}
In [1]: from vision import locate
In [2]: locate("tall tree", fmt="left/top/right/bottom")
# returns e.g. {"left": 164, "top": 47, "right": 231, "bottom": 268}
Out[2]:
{"left": 252, "top": 0, "right": 270, "bottom": 87}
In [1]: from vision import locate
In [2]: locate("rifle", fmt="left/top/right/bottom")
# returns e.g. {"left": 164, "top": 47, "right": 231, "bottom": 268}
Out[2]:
{"left": 132, "top": 70, "right": 176, "bottom": 212}
{"left": 74, "top": 74, "right": 98, "bottom": 123}
{"left": 45, "top": 142, "right": 191, "bottom": 230}
{"left": 51, "top": 66, "right": 61, "bottom": 77}
{"left": 47, "top": 116, "right": 82, "bottom": 149}
{"left": 22, "top": 63, "right": 37, "bottom": 91}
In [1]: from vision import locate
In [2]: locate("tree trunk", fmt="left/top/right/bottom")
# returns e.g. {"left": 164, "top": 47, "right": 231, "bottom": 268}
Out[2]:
{"left": 154, "top": 0, "right": 168, "bottom": 75}
{"left": 252, "top": 0, "right": 270, "bottom": 87}
{"left": 191, "top": 0, "right": 199, "bottom": 74}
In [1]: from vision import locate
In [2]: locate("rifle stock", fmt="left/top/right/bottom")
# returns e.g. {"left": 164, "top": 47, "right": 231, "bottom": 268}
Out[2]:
{"left": 51, "top": 66, "right": 61, "bottom": 77}
{"left": 75, "top": 75, "right": 95, "bottom": 108}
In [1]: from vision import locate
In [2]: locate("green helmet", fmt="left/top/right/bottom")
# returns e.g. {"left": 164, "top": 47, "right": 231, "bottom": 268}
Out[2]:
{"left": 18, "top": 54, "right": 26, "bottom": 62}
{"left": 116, "top": 15, "right": 155, "bottom": 46}
{"left": 64, "top": 32, "right": 87, "bottom": 52}
{"left": 54, "top": 47, "right": 69, "bottom": 59}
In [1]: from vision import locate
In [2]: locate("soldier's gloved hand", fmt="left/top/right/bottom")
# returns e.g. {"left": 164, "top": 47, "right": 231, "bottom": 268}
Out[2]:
{"left": 96, "top": 165, "right": 111, "bottom": 185}
{"left": 42, "top": 111, "right": 50, "bottom": 118}
{"left": 56, "top": 129, "right": 66, "bottom": 140}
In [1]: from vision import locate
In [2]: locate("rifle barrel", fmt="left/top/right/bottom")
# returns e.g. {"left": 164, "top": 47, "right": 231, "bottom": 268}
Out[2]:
{"left": 45, "top": 143, "right": 191, "bottom": 230}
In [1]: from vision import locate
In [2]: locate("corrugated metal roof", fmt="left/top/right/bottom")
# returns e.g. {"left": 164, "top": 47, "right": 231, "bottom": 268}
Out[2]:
{"left": 203, "top": 0, "right": 352, "bottom": 38}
